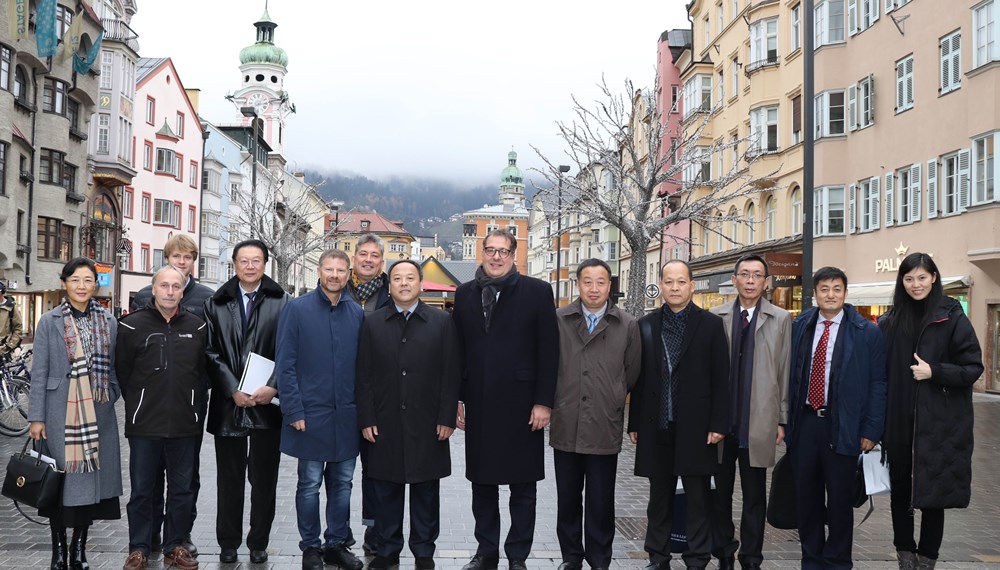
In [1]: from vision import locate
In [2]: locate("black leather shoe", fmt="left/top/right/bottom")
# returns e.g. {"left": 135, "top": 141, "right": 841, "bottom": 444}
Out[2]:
{"left": 69, "top": 526, "right": 89, "bottom": 570}
{"left": 302, "top": 547, "right": 324, "bottom": 570}
{"left": 717, "top": 556, "right": 735, "bottom": 570}
{"left": 415, "top": 557, "right": 435, "bottom": 569}
{"left": 179, "top": 537, "right": 198, "bottom": 558}
{"left": 249, "top": 549, "right": 268, "bottom": 563}
{"left": 644, "top": 562, "right": 670, "bottom": 570}
{"left": 323, "top": 544, "right": 363, "bottom": 570}
{"left": 461, "top": 555, "right": 500, "bottom": 570}
{"left": 219, "top": 548, "right": 238, "bottom": 563}
{"left": 368, "top": 555, "right": 400, "bottom": 569}
{"left": 740, "top": 564, "right": 761, "bottom": 570}
{"left": 557, "top": 563, "right": 582, "bottom": 570}
{"left": 509, "top": 560, "right": 528, "bottom": 570}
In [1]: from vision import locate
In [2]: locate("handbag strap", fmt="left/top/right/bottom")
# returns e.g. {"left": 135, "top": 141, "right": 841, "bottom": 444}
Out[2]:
{"left": 13, "top": 500, "right": 49, "bottom": 526}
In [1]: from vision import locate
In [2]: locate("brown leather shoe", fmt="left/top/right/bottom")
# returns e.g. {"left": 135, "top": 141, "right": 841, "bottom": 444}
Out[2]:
{"left": 123, "top": 550, "right": 148, "bottom": 570}
{"left": 164, "top": 546, "right": 199, "bottom": 570}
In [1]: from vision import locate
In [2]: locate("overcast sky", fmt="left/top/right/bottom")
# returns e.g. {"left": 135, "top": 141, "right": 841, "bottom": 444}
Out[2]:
{"left": 132, "top": 1, "right": 689, "bottom": 187}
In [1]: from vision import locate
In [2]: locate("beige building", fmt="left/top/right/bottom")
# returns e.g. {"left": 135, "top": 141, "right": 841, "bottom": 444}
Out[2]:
{"left": 808, "top": 0, "right": 1000, "bottom": 391}
{"left": 681, "top": 0, "right": 807, "bottom": 314}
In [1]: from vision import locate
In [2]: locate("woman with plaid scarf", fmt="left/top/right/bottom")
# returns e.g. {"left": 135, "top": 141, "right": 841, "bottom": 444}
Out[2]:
{"left": 28, "top": 257, "right": 123, "bottom": 570}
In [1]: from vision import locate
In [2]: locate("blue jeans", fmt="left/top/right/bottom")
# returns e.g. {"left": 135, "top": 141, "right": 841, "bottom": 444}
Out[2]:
{"left": 296, "top": 457, "right": 357, "bottom": 551}
{"left": 126, "top": 436, "right": 198, "bottom": 555}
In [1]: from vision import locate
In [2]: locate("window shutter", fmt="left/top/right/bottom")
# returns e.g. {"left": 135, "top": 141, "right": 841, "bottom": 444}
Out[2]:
{"left": 871, "top": 176, "right": 881, "bottom": 229}
{"left": 905, "top": 58, "right": 914, "bottom": 106}
{"left": 951, "top": 33, "right": 962, "bottom": 89}
{"left": 872, "top": 0, "right": 879, "bottom": 23}
{"left": 896, "top": 60, "right": 905, "bottom": 110}
{"left": 848, "top": 84, "right": 858, "bottom": 131}
{"left": 885, "top": 172, "right": 895, "bottom": 226}
{"left": 940, "top": 38, "right": 951, "bottom": 92}
{"left": 869, "top": 74, "right": 876, "bottom": 123}
{"left": 792, "top": 94, "right": 802, "bottom": 136}
{"left": 886, "top": 0, "right": 895, "bottom": 13}
{"left": 848, "top": 0, "right": 858, "bottom": 36}
{"left": 910, "top": 163, "right": 922, "bottom": 221}
{"left": 926, "top": 158, "right": 938, "bottom": 218}
{"left": 958, "top": 148, "right": 971, "bottom": 210}
{"left": 849, "top": 183, "right": 858, "bottom": 233}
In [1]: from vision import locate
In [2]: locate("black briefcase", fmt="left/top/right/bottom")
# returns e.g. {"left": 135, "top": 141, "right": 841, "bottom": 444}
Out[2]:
{"left": 766, "top": 453, "right": 797, "bottom": 529}
{"left": 2, "top": 437, "right": 64, "bottom": 510}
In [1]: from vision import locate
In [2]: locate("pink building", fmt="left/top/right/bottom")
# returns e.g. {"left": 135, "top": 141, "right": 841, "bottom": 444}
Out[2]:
{"left": 657, "top": 29, "right": 693, "bottom": 264}
{"left": 118, "top": 58, "right": 204, "bottom": 310}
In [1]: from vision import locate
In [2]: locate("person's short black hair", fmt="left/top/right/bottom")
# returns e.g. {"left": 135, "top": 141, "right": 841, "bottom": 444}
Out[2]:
{"left": 813, "top": 266, "right": 848, "bottom": 289}
{"left": 60, "top": 257, "right": 98, "bottom": 281}
{"left": 232, "top": 239, "right": 269, "bottom": 263}
{"left": 576, "top": 258, "right": 612, "bottom": 280}
{"left": 661, "top": 259, "right": 693, "bottom": 280}
{"left": 734, "top": 253, "right": 768, "bottom": 276}
{"left": 389, "top": 259, "right": 423, "bottom": 281}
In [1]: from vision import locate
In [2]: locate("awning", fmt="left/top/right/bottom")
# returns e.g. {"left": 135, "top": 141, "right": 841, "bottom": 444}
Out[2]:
{"left": 847, "top": 276, "right": 970, "bottom": 306}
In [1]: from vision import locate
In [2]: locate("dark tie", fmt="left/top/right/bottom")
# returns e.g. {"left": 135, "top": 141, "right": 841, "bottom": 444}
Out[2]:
{"left": 402, "top": 310, "right": 410, "bottom": 320}
{"left": 587, "top": 314, "right": 598, "bottom": 334}
{"left": 808, "top": 320, "right": 833, "bottom": 410}
{"left": 741, "top": 309, "right": 751, "bottom": 332}
{"left": 244, "top": 291, "right": 257, "bottom": 329}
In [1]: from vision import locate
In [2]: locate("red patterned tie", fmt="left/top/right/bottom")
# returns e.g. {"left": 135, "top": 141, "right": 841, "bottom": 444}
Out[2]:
{"left": 808, "top": 320, "right": 833, "bottom": 410}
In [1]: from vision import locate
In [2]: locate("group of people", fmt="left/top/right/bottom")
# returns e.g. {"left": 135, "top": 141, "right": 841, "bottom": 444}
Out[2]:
{"left": 22, "top": 226, "right": 982, "bottom": 570}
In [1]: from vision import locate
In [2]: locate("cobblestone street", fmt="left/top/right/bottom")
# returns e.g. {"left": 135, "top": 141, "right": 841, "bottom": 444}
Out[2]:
{"left": 2, "top": 395, "right": 998, "bottom": 569}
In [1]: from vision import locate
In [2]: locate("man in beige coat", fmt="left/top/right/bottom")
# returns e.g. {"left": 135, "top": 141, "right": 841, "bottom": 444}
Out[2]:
{"left": 709, "top": 254, "right": 791, "bottom": 570}
{"left": 550, "top": 259, "right": 641, "bottom": 570}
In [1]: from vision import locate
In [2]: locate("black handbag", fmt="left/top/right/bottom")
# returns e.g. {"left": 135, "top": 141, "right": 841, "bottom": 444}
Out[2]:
{"left": 2, "top": 437, "right": 64, "bottom": 513}
{"left": 766, "top": 453, "right": 797, "bottom": 529}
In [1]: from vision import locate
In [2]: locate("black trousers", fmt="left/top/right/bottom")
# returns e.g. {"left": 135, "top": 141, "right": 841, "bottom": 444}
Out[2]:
{"left": 371, "top": 478, "right": 440, "bottom": 559}
{"left": 790, "top": 412, "right": 857, "bottom": 570}
{"left": 214, "top": 428, "right": 282, "bottom": 550}
{"left": 887, "top": 445, "right": 945, "bottom": 559}
{"left": 471, "top": 481, "right": 537, "bottom": 560}
{"left": 152, "top": 413, "right": 205, "bottom": 538}
{"left": 553, "top": 449, "right": 618, "bottom": 568}
{"left": 646, "top": 472, "right": 713, "bottom": 568}
{"left": 711, "top": 439, "right": 767, "bottom": 565}
{"left": 126, "top": 436, "right": 198, "bottom": 556}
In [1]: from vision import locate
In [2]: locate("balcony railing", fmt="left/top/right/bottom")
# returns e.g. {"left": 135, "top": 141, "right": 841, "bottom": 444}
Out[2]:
{"left": 102, "top": 18, "right": 141, "bottom": 53}
{"left": 745, "top": 55, "right": 779, "bottom": 76}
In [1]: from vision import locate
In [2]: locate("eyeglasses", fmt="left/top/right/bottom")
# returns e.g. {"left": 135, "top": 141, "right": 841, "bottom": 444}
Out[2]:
{"left": 66, "top": 278, "right": 96, "bottom": 287}
{"left": 736, "top": 272, "right": 766, "bottom": 281}
{"left": 483, "top": 247, "right": 513, "bottom": 259}
{"left": 237, "top": 258, "right": 264, "bottom": 267}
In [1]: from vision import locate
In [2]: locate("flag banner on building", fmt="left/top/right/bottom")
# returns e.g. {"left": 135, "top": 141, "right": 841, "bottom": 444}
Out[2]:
{"left": 7, "top": 0, "right": 28, "bottom": 40}
{"left": 35, "top": 0, "right": 59, "bottom": 57}
{"left": 60, "top": 10, "right": 84, "bottom": 62}
{"left": 95, "top": 262, "right": 113, "bottom": 288}
{"left": 73, "top": 30, "right": 103, "bottom": 76}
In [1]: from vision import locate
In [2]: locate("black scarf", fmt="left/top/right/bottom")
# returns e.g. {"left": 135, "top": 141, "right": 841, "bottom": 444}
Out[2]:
{"left": 475, "top": 265, "right": 519, "bottom": 332}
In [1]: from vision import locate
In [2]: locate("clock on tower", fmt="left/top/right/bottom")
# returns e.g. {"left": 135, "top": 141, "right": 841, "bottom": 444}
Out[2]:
{"left": 246, "top": 92, "right": 269, "bottom": 115}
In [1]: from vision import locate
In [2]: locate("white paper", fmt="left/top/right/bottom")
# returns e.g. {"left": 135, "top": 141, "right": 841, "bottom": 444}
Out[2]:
{"left": 28, "top": 449, "right": 58, "bottom": 467}
{"left": 239, "top": 352, "right": 280, "bottom": 405}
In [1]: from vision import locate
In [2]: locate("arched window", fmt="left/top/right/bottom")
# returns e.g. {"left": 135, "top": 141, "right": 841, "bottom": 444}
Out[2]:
{"left": 765, "top": 196, "right": 777, "bottom": 240}
{"left": 87, "top": 192, "right": 118, "bottom": 263}
{"left": 790, "top": 186, "right": 802, "bottom": 236}
{"left": 13, "top": 65, "right": 28, "bottom": 102}
{"left": 728, "top": 206, "right": 739, "bottom": 249}
{"left": 746, "top": 202, "right": 756, "bottom": 245}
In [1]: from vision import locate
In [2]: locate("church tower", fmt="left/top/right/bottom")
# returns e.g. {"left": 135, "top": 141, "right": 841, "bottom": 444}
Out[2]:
{"left": 498, "top": 150, "right": 526, "bottom": 208}
{"left": 231, "top": 8, "right": 294, "bottom": 158}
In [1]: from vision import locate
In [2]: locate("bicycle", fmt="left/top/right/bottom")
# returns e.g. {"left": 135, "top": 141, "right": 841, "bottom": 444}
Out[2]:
{"left": 0, "top": 349, "right": 32, "bottom": 437}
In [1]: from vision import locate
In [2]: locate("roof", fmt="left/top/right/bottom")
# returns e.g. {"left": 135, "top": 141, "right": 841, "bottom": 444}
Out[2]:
{"left": 136, "top": 57, "right": 168, "bottom": 83}
{"left": 438, "top": 260, "right": 478, "bottom": 284}
{"left": 463, "top": 204, "right": 529, "bottom": 217}
{"left": 334, "top": 211, "right": 411, "bottom": 236}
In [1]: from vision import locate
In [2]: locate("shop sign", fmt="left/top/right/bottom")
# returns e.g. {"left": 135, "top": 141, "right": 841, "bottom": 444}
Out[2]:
{"left": 95, "top": 262, "right": 113, "bottom": 287}
{"left": 875, "top": 242, "right": 918, "bottom": 273}
{"left": 693, "top": 271, "right": 731, "bottom": 293}
{"left": 764, "top": 252, "right": 802, "bottom": 287}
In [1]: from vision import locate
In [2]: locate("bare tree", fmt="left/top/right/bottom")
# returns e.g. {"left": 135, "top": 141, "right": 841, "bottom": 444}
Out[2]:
{"left": 229, "top": 166, "right": 335, "bottom": 293}
{"left": 533, "top": 76, "right": 780, "bottom": 317}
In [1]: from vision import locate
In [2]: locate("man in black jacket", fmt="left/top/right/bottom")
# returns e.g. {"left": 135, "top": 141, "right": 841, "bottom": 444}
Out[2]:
{"left": 627, "top": 260, "right": 729, "bottom": 570}
{"left": 203, "top": 240, "right": 291, "bottom": 565}
{"left": 129, "top": 233, "right": 213, "bottom": 555}
{"left": 117, "top": 265, "right": 208, "bottom": 570}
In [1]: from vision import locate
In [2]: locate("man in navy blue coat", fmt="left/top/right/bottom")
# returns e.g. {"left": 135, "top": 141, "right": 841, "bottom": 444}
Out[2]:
{"left": 787, "top": 266, "right": 886, "bottom": 570}
{"left": 276, "top": 249, "right": 365, "bottom": 570}
{"left": 452, "top": 229, "right": 559, "bottom": 570}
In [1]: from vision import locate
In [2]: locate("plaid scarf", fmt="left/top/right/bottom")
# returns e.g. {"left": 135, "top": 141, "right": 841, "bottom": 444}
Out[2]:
{"left": 351, "top": 271, "right": 385, "bottom": 305}
{"left": 61, "top": 299, "right": 111, "bottom": 473}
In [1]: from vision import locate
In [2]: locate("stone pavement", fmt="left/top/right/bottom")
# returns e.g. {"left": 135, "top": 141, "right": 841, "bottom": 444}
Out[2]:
{"left": 2, "top": 394, "right": 999, "bottom": 569}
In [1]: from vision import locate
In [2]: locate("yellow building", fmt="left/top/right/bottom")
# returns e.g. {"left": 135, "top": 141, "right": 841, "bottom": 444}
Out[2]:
{"left": 327, "top": 211, "right": 414, "bottom": 261}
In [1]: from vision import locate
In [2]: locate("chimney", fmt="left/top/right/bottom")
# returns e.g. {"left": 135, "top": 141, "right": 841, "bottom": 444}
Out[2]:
{"left": 185, "top": 88, "right": 201, "bottom": 113}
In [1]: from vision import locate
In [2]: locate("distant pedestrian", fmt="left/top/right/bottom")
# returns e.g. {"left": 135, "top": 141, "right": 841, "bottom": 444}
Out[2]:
{"left": 356, "top": 259, "right": 462, "bottom": 570}
{"left": 709, "top": 254, "right": 791, "bottom": 570}
{"left": 117, "top": 265, "right": 208, "bottom": 570}
{"left": 787, "top": 266, "right": 886, "bottom": 570}
{"left": 452, "top": 228, "right": 559, "bottom": 570}
{"left": 276, "top": 249, "right": 365, "bottom": 570}
{"left": 128, "top": 233, "right": 213, "bottom": 555}
{"left": 203, "top": 240, "right": 290, "bottom": 564}
{"left": 28, "top": 258, "right": 123, "bottom": 570}
{"left": 0, "top": 280, "right": 23, "bottom": 357}
{"left": 551, "top": 259, "right": 640, "bottom": 570}
{"left": 878, "top": 253, "right": 983, "bottom": 570}
{"left": 628, "top": 260, "right": 729, "bottom": 570}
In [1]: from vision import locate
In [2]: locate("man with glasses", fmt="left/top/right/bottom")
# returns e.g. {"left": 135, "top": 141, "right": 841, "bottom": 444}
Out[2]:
{"left": 203, "top": 240, "right": 291, "bottom": 564}
{"left": 709, "top": 254, "right": 791, "bottom": 570}
{"left": 452, "top": 229, "right": 559, "bottom": 570}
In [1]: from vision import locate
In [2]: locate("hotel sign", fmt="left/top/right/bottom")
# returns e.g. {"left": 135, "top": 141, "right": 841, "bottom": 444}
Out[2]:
{"left": 874, "top": 242, "right": 915, "bottom": 273}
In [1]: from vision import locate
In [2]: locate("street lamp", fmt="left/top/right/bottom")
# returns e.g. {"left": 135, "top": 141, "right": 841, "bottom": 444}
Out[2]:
{"left": 240, "top": 106, "right": 260, "bottom": 238}
{"left": 554, "top": 164, "right": 571, "bottom": 307}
